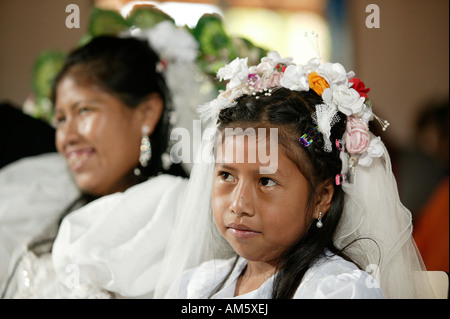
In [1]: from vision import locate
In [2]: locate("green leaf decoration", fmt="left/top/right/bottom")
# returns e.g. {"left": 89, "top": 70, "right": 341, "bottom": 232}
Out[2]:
{"left": 231, "top": 37, "right": 268, "bottom": 66}
{"left": 193, "top": 14, "right": 235, "bottom": 61}
{"left": 88, "top": 7, "right": 130, "bottom": 37}
{"left": 32, "top": 50, "right": 66, "bottom": 98}
{"left": 76, "top": 33, "right": 94, "bottom": 47}
{"left": 126, "top": 6, "right": 175, "bottom": 29}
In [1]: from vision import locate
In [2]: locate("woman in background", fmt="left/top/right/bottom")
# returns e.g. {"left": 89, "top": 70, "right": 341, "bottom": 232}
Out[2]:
{"left": 0, "top": 32, "right": 202, "bottom": 298}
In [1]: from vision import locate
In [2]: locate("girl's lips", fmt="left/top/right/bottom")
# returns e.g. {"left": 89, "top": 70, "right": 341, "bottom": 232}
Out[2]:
{"left": 227, "top": 223, "right": 261, "bottom": 239}
{"left": 66, "top": 149, "right": 94, "bottom": 171}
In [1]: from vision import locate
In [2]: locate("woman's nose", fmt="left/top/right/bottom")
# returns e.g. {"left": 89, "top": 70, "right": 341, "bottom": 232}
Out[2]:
{"left": 56, "top": 117, "right": 80, "bottom": 150}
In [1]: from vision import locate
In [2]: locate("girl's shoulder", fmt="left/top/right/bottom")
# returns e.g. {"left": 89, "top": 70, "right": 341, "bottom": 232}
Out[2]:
{"left": 293, "top": 253, "right": 384, "bottom": 299}
{"left": 168, "top": 257, "right": 241, "bottom": 299}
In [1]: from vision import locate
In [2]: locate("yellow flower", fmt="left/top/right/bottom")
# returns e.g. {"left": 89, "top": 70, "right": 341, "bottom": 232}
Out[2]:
{"left": 308, "top": 72, "right": 329, "bottom": 96}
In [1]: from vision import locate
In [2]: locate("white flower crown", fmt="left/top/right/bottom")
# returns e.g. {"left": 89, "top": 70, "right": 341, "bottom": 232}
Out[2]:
{"left": 199, "top": 50, "right": 390, "bottom": 181}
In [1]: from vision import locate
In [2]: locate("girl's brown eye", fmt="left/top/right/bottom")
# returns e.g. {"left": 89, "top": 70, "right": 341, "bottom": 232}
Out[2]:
{"left": 219, "top": 171, "right": 234, "bottom": 182}
{"left": 260, "top": 177, "right": 277, "bottom": 187}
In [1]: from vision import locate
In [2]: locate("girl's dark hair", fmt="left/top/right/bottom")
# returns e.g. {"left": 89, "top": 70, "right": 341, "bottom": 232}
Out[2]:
{"left": 52, "top": 36, "right": 187, "bottom": 180}
{"left": 217, "top": 87, "right": 354, "bottom": 299}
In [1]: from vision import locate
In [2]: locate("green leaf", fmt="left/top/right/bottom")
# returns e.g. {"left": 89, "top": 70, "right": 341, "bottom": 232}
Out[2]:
{"left": 126, "top": 6, "right": 175, "bottom": 29}
{"left": 88, "top": 7, "right": 130, "bottom": 37}
{"left": 32, "top": 50, "right": 66, "bottom": 98}
{"left": 193, "top": 14, "right": 234, "bottom": 59}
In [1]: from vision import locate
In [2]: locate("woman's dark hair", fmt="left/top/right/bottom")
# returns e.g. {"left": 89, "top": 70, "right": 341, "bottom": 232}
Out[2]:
{"left": 217, "top": 87, "right": 355, "bottom": 299}
{"left": 52, "top": 35, "right": 187, "bottom": 180}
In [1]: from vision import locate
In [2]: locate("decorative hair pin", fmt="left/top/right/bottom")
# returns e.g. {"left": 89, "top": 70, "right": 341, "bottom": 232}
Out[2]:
{"left": 335, "top": 139, "right": 344, "bottom": 151}
{"left": 252, "top": 88, "right": 273, "bottom": 99}
{"left": 299, "top": 126, "right": 319, "bottom": 147}
{"left": 335, "top": 173, "right": 347, "bottom": 185}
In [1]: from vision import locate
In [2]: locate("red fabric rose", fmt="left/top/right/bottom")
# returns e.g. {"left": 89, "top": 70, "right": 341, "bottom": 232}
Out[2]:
{"left": 349, "top": 78, "right": 370, "bottom": 98}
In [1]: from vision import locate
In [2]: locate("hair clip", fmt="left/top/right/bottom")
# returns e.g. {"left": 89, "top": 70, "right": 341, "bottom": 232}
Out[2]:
{"left": 299, "top": 126, "right": 319, "bottom": 147}
{"left": 335, "top": 173, "right": 347, "bottom": 185}
{"left": 335, "top": 139, "right": 345, "bottom": 151}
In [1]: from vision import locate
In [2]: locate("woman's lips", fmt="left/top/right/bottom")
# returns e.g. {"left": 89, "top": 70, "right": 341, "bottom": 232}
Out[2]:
{"left": 227, "top": 223, "right": 261, "bottom": 239}
{"left": 66, "top": 149, "right": 94, "bottom": 171}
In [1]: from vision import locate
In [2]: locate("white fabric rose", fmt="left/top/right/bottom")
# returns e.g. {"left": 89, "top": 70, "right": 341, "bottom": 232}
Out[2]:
{"left": 145, "top": 21, "right": 199, "bottom": 63}
{"left": 303, "top": 57, "right": 321, "bottom": 74}
{"left": 280, "top": 65, "right": 309, "bottom": 91}
{"left": 322, "top": 85, "right": 365, "bottom": 116}
{"left": 358, "top": 137, "right": 385, "bottom": 167}
{"left": 317, "top": 62, "right": 354, "bottom": 86}
{"left": 255, "top": 51, "right": 293, "bottom": 74}
{"left": 217, "top": 57, "right": 249, "bottom": 90}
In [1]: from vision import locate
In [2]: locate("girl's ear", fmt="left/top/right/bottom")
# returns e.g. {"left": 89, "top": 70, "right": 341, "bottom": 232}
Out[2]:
{"left": 315, "top": 179, "right": 334, "bottom": 218}
{"left": 137, "top": 93, "right": 164, "bottom": 135}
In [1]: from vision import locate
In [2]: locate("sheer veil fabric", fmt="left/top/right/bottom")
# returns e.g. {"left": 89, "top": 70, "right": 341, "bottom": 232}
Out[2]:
{"left": 335, "top": 139, "right": 435, "bottom": 298}
{"left": 154, "top": 123, "right": 235, "bottom": 298}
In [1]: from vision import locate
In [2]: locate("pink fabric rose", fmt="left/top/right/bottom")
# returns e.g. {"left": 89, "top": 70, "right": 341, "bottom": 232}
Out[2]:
{"left": 267, "top": 72, "right": 283, "bottom": 88}
{"left": 345, "top": 116, "right": 370, "bottom": 154}
{"left": 254, "top": 72, "right": 282, "bottom": 90}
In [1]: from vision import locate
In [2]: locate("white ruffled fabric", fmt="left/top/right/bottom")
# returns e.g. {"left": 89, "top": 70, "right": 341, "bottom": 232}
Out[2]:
{"left": 0, "top": 153, "right": 79, "bottom": 296}
{"left": 51, "top": 174, "right": 187, "bottom": 298}
{"left": 0, "top": 153, "right": 188, "bottom": 298}
{"left": 168, "top": 253, "right": 384, "bottom": 299}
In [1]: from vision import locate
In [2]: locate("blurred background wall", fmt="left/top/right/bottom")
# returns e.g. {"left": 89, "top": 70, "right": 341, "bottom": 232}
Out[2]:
{"left": 0, "top": 0, "right": 93, "bottom": 108}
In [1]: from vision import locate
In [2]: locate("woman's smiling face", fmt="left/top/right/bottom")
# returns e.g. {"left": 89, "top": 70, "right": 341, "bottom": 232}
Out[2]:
{"left": 212, "top": 131, "right": 314, "bottom": 264}
{"left": 54, "top": 74, "right": 143, "bottom": 196}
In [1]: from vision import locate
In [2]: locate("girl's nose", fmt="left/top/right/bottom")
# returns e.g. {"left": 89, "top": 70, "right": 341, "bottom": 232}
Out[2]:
{"left": 229, "top": 180, "right": 255, "bottom": 218}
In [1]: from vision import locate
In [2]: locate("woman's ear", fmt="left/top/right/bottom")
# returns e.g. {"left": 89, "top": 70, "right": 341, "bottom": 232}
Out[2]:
{"left": 138, "top": 93, "right": 164, "bottom": 135}
{"left": 315, "top": 179, "right": 334, "bottom": 218}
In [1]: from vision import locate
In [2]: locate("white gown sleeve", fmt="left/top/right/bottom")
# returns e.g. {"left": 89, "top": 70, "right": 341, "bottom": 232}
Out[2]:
{"left": 0, "top": 153, "right": 79, "bottom": 294}
{"left": 51, "top": 174, "right": 188, "bottom": 298}
{"left": 293, "top": 255, "right": 384, "bottom": 299}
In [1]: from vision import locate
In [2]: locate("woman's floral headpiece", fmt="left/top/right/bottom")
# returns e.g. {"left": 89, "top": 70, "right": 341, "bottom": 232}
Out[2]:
{"left": 199, "top": 50, "right": 390, "bottom": 181}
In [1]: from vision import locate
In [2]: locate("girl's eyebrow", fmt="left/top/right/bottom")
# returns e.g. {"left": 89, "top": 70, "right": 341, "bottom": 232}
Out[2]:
{"left": 215, "top": 162, "right": 286, "bottom": 178}
{"left": 215, "top": 163, "right": 236, "bottom": 172}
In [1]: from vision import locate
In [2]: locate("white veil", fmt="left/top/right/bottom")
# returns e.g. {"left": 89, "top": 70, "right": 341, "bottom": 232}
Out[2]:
{"left": 334, "top": 138, "right": 435, "bottom": 298}
{"left": 154, "top": 123, "right": 235, "bottom": 298}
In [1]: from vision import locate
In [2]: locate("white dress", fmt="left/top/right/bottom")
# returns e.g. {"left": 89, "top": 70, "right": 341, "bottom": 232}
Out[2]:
{"left": 0, "top": 153, "right": 188, "bottom": 298}
{"left": 0, "top": 153, "right": 79, "bottom": 297}
{"left": 168, "top": 253, "right": 384, "bottom": 299}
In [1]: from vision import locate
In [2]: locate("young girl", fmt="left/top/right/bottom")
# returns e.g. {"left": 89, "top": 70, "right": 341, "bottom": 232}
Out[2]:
{"left": 156, "top": 51, "right": 435, "bottom": 299}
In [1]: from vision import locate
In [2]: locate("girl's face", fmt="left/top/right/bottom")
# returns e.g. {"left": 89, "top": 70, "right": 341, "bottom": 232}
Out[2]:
{"left": 212, "top": 131, "right": 314, "bottom": 265}
{"left": 54, "top": 74, "right": 144, "bottom": 196}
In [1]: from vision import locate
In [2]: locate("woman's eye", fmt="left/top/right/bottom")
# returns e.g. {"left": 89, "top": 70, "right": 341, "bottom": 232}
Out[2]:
{"left": 53, "top": 116, "right": 66, "bottom": 127}
{"left": 260, "top": 177, "right": 277, "bottom": 187}
{"left": 219, "top": 171, "right": 234, "bottom": 182}
{"left": 79, "top": 107, "right": 91, "bottom": 114}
